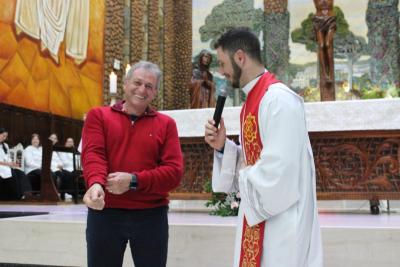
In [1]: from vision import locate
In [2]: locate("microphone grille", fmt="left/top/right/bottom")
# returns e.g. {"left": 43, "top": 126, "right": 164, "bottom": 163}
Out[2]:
{"left": 219, "top": 87, "right": 228, "bottom": 97}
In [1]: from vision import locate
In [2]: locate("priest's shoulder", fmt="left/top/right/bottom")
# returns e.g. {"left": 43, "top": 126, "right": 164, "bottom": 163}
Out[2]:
{"left": 267, "top": 83, "right": 303, "bottom": 103}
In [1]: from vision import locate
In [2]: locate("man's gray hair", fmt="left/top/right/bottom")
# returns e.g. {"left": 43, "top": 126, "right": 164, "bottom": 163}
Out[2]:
{"left": 124, "top": 60, "right": 162, "bottom": 89}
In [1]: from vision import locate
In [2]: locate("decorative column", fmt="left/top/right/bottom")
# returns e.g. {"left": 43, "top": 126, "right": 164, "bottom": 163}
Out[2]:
{"left": 103, "top": 0, "right": 125, "bottom": 105}
{"left": 263, "top": 0, "right": 290, "bottom": 83}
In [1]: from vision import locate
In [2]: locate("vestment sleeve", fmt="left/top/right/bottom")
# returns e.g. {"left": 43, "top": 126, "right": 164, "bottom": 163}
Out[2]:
{"left": 211, "top": 138, "right": 243, "bottom": 193}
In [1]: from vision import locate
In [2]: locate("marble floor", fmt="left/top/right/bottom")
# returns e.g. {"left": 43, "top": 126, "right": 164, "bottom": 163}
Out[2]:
{"left": 0, "top": 202, "right": 400, "bottom": 267}
{"left": 0, "top": 203, "right": 400, "bottom": 227}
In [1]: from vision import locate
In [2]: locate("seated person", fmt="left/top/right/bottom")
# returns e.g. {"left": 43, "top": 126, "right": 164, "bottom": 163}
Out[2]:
{"left": 58, "top": 137, "right": 81, "bottom": 199}
{"left": 23, "top": 133, "right": 43, "bottom": 191}
{"left": 0, "top": 128, "right": 31, "bottom": 200}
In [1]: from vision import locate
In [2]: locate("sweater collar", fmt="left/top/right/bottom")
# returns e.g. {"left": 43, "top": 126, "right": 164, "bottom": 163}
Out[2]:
{"left": 111, "top": 100, "right": 157, "bottom": 117}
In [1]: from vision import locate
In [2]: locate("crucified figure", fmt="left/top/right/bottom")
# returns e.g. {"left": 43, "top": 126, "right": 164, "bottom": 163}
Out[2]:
{"left": 313, "top": 0, "right": 336, "bottom": 85}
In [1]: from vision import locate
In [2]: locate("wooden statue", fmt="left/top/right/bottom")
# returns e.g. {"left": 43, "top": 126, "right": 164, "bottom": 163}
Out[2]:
{"left": 313, "top": 0, "right": 336, "bottom": 101}
{"left": 189, "top": 50, "right": 216, "bottom": 108}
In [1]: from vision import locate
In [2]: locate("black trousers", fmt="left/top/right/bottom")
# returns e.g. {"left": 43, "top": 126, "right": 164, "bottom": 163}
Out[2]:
{"left": 86, "top": 206, "right": 169, "bottom": 267}
{"left": 27, "top": 169, "right": 59, "bottom": 192}
{"left": 0, "top": 168, "right": 31, "bottom": 200}
{"left": 27, "top": 169, "right": 42, "bottom": 191}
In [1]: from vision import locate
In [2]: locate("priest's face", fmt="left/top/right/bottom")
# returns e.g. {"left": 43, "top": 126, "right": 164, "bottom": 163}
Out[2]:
{"left": 216, "top": 47, "right": 242, "bottom": 88}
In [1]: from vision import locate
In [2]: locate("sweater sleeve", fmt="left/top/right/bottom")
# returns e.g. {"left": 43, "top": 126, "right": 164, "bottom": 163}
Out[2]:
{"left": 135, "top": 118, "right": 184, "bottom": 194}
{"left": 81, "top": 108, "right": 109, "bottom": 188}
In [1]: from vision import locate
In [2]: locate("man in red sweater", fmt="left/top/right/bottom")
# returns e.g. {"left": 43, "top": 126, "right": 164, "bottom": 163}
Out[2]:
{"left": 82, "top": 61, "right": 184, "bottom": 267}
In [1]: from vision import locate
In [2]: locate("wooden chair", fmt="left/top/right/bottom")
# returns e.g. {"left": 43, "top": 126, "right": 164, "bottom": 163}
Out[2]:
{"left": 8, "top": 143, "right": 24, "bottom": 171}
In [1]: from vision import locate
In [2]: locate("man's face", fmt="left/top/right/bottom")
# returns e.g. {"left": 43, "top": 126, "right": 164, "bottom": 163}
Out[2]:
{"left": 123, "top": 68, "right": 157, "bottom": 112}
{"left": 216, "top": 48, "right": 242, "bottom": 88}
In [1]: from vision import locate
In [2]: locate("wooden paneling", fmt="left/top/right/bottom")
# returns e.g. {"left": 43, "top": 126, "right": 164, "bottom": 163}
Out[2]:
{"left": 174, "top": 131, "right": 400, "bottom": 200}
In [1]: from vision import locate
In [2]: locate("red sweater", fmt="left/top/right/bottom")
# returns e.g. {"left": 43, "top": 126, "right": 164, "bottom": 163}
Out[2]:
{"left": 82, "top": 101, "right": 184, "bottom": 209}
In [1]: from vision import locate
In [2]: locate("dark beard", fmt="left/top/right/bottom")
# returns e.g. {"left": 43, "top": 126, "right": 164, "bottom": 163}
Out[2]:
{"left": 230, "top": 57, "right": 242, "bottom": 88}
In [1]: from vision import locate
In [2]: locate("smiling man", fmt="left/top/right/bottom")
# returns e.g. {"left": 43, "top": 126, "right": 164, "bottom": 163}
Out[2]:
{"left": 204, "top": 28, "right": 323, "bottom": 267}
{"left": 82, "top": 61, "right": 184, "bottom": 267}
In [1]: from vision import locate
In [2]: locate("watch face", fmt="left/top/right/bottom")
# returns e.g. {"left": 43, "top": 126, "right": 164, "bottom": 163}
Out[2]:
{"left": 130, "top": 174, "right": 137, "bottom": 190}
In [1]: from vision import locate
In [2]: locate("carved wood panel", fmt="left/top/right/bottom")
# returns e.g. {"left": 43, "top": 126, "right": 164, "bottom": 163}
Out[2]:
{"left": 173, "top": 138, "right": 214, "bottom": 194}
{"left": 310, "top": 131, "right": 400, "bottom": 199}
{"left": 174, "top": 131, "right": 400, "bottom": 200}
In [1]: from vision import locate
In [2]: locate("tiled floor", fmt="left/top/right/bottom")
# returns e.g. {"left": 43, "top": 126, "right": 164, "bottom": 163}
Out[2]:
{"left": 1, "top": 203, "right": 399, "bottom": 229}
{"left": 1, "top": 202, "right": 400, "bottom": 267}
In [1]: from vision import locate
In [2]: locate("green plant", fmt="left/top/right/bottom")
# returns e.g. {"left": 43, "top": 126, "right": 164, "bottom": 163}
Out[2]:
{"left": 203, "top": 180, "right": 240, "bottom": 216}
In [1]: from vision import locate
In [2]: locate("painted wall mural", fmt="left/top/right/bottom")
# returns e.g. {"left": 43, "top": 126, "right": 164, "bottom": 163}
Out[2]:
{"left": 0, "top": 0, "right": 104, "bottom": 119}
{"left": 192, "top": 0, "right": 400, "bottom": 105}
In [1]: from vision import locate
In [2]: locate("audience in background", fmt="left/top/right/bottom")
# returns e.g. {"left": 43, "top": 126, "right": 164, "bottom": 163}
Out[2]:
{"left": 0, "top": 128, "right": 31, "bottom": 200}
{"left": 0, "top": 131, "right": 83, "bottom": 201}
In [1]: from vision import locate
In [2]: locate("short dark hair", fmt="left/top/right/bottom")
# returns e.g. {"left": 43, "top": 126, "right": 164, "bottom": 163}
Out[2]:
{"left": 214, "top": 27, "right": 262, "bottom": 64}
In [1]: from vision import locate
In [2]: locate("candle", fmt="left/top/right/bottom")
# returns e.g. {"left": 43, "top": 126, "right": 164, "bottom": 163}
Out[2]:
{"left": 125, "top": 64, "right": 131, "bottom": 75}
{"left": 109, "top": 71, "right": 117, "bottom": 94}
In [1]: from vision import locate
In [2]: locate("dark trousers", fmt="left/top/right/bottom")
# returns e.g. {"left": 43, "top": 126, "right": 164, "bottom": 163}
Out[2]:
{"left": 86, "top": 206, "right": 169, "bottom": 267}
{"left": 27, "top": 169, "right": 42, "bottom": 191}
{"left": 27, "top": 169, "right": 58, "bottom": 192}
{"left": 0, "top": 169, "right": 31, "bottom": 200}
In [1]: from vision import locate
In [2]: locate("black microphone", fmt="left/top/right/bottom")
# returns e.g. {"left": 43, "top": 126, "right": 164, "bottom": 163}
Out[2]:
{"left": 213, "top": 88, "right": 228, "bottom": 128}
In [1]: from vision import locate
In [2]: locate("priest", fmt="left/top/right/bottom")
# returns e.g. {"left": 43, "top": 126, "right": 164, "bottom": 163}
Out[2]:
{"left": 204, "top": 27, "right": 323, "bottom": 267}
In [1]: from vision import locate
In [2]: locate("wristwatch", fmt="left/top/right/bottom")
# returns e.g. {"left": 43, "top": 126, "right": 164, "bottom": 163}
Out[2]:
{"left": 130, "top": 174, "right": 138, "bottom": 190}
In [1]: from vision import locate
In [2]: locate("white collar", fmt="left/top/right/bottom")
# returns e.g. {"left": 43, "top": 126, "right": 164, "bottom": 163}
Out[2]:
{"left": 241, "top": 69, "right": 267, "bottom": 95}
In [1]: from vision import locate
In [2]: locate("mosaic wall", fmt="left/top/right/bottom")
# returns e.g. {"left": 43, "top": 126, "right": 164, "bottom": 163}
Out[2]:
{"left": 0, "top": 0, "right": 104, "bottom": 120}
{"left": 107, "top": 0, "right": 192, "bottom": 110}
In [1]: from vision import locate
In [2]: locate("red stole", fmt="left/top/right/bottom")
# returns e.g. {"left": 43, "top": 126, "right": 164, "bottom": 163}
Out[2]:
{"left": 239, "top": 72, "right": 279, "bottom": 267}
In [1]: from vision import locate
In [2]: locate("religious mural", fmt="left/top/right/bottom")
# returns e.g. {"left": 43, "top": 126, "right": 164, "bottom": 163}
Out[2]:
{"left": 0, "top": 0, "right": 104, "bottom": 119}
{"left": 192, "top": 0, "right": 400, "bottom": 105}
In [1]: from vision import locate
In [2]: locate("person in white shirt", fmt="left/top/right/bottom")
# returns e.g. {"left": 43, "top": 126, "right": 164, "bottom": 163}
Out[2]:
{"left": 49, "top": 133, "right": 64, "bottom": 173}
{"left": 58, "top": 137, "right": 81, "bottom": 199}
{"left": 23, "top": 133, "right": 43, "bottom": 191}
{"left": 0, "top": 128, "right": 31, "bottom": 200}
{"left": 204, "top": 27, "right": 323, "bottom": 267}
{"left": 58, "top": 138, "right": 76, "bottom": 172}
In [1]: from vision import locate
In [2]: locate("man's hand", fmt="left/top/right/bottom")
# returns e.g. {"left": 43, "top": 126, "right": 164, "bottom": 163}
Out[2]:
{"left": 105, "top": 172, "right": 131, "bottom": 195}
{"left": 83, "top": 183, "right": 105, "bottom": 210}
{"left": 204, "top": 117, "right": 226, "bottom": 151}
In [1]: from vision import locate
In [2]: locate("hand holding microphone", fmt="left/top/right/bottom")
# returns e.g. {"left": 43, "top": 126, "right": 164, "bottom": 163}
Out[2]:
{"left": 213, "top": 88, "right": 227, "bottom": 128}
{"left": 205, "top": 88, "right": 227, "bottom": 150}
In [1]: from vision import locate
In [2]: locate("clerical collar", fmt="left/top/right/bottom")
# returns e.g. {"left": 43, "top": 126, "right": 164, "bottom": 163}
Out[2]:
{"left": 242, "top": 69, "right": 267, "bottom": 96}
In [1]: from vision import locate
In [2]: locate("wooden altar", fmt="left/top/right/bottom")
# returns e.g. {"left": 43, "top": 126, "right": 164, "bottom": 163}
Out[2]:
{"left": 165, "top": 99, "right": 400, "bottom": 201}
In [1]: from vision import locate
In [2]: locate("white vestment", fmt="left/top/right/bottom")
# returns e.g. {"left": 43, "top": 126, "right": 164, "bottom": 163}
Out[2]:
{"left": 212, "top": 74, "right": 323, "bottom": 267}
{"left": 0, "top": 143, "right": 12, "bottom": 179}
